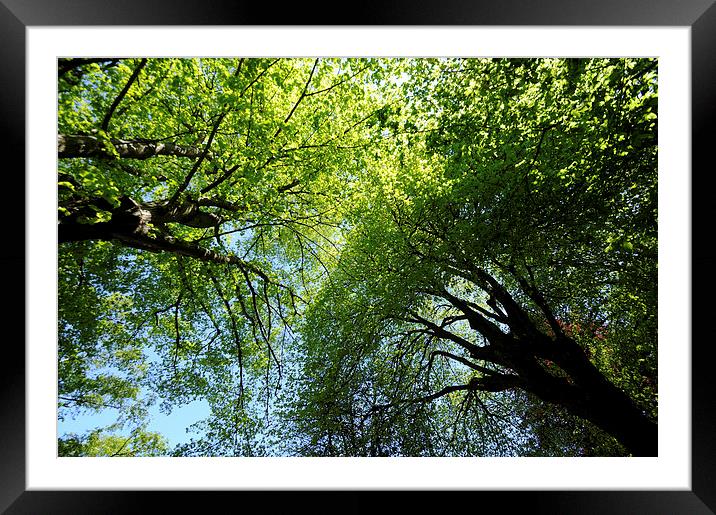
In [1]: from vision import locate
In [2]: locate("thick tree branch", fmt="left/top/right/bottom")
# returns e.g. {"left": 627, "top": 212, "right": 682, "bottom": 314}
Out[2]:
{"left": 58, "top": 134, "right": 207, "bottom": 160}
{"left": 58, "top": 198, "right": 270, "bottom": 283}
{"left": 467, "top": 373, "right": 524, "bottom": 392}
{"left": 435, "top": 288, "right": 508, "bottom": 344}
{"left": 471, "top": 267, "right": 537, "bottom": 333}
{"left": 143, "top": 198, "right": 222, "bottom": 229}
{"left": 403, "top": 311, "right": 500, "bottom": 364}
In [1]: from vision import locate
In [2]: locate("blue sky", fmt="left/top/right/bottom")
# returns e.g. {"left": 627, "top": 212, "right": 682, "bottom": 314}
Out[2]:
{"left": 58, "top": 396, "right": 211, "bottom": 450}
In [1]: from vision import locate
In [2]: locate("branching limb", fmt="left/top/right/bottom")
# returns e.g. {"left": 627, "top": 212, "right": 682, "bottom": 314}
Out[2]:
{"left": 488, "top": 258, "right": 563, "bottom": 340}
{"left": 509, "top": 262, "right": 564, "bottom": 338}
{"left": 434, "top": 288, "right": 508, "bottom": 344}
{"left": 401, "top": 311, "right": 499, "bottom": 364}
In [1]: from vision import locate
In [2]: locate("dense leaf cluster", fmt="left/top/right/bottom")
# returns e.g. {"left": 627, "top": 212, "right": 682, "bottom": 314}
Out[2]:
{"left": 57, "top": 57, "right": 657, "bottom": 457}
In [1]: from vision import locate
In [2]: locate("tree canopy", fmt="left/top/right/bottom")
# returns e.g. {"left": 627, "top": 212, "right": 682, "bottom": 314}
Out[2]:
{"left": 57, "top": 57, "right": 658, "bottom": 457}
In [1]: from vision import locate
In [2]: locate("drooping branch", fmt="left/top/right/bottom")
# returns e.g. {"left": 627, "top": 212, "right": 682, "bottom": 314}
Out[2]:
{"left": 236, "top": 267, "right": 283, "bottom": 382}
{"left": 208, "top": 272, "right": 244, "bottom": 406}
{"left": 176, "top": 256, "right": 223, "bottom": 340}
{"left": 114, "top": 231, "right": 273, "bottom": 282}
{"left": 171, "top": 290, "right": 184, "bottom": 378}
{"left": 369, "top": 373, "right": 522, "bottom": 414}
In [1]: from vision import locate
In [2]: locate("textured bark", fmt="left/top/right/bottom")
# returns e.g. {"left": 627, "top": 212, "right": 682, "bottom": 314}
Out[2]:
{"left": 58, "top": 133, "right": 206, "bottom": 160}
{"left": 58, "top": 196, "right": 222, "bottom": 237}
{"left": 572, "top": 379, "right": 657, "bottom": 457}
{"left": 58, "top": 196, "right": 153, "bottom": 242}
{"left": 58, "top": 196, "right": 268, "bottom": 281}
{"left": 142, "top": 199, "right": 221, "bottom": 228}
{"left": 517, "top": 340, "right": 658, "bottom": 456}
{"left": 426, "top": 268, "right": 658, "bottom": 457}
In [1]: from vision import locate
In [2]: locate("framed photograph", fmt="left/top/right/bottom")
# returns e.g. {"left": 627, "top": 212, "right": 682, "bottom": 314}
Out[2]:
{"left": 3, "top": 0, "right": 713, "bottom": 512}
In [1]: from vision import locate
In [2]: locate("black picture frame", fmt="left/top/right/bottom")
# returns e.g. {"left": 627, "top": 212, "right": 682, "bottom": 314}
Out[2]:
{"left": 2, "top": 1, "right": 713, "bottom": 513}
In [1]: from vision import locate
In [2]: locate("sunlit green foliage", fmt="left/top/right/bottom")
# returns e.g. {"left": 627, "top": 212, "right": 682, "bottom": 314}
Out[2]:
{"left": 58, "top": 427, "right": 169, "bottom": 457}
{"left": 58, "top": 57, "right": 657, "bottom": 456}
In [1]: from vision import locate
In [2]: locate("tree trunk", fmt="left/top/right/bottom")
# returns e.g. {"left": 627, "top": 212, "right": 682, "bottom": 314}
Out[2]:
{"left": 574, "top": 380, "right": 657, "bottom": 457}
{"left": 526, "top": 336, "right": 657, "bottom": 456}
